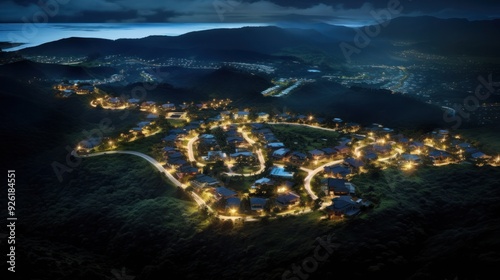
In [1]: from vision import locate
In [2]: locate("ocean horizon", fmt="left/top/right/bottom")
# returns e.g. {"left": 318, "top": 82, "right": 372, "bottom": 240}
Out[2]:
{"left": 0, "top": 22, "right": 268, "bottom": 52}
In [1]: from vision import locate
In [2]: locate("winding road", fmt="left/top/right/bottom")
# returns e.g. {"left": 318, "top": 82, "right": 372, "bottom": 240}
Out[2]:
{"left": 78, "top": 150, "right": 258, "bottom": 221}
{"left": 301, "top": 159, "right": 344, "bottom": 200}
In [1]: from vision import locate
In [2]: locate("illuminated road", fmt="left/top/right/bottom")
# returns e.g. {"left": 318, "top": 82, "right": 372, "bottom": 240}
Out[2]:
{"left": 301, "top": 159, "right": 344, "bottom": 200}
{"left": 77, "top": 150, "right": 268, "bottom": 221}
{"left": 224, "top": 129, "right": 266, "bottom": 177}
{"left": 187, "top": 135, "right": 205, "bottom": 166}
{"left": 79, "top": 150, "right": 211, "bottom": 211}
{"left": 268, "top": 122, "right": 339, "bottom": 132}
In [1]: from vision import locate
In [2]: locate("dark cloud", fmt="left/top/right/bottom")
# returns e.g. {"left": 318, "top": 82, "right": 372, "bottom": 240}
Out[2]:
{"left": 1, "top": 0, "right": 499, "bottom": 24}
{"left": 50, "top": 9, "right": 179, "bottom": 23}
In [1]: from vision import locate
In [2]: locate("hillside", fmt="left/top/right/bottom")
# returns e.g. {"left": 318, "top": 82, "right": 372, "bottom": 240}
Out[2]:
{"left": 0, "top": 59, "right": 116, "bottom": 80}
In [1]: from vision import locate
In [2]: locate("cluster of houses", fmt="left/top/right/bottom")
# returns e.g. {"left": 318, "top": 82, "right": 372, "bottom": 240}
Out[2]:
{"left": 249, "top": 123, "right": 353, "bottom": 166}
{"left": 55, "top": 82, "right": 95, "bottom": 97}
{"left": 198, "top": 124, "right": 257, "bottom": 165}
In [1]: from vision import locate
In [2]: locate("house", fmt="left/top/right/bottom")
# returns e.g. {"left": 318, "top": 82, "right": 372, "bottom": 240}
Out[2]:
{"left": 308, "top": 149, "right": 325, "bottom": 160}
{"left": 429, "top": 150, "right": 451, "bottom": 163}
{"left": 257, "top": 112, "right": 270, "bottom": 121}
{"left": 267, "top": 142, "right": 285, "bottom": 149}
{"left": 162, "top": 103, "right": 176, "bottom": 111}
{"left": 128, "top": 98, "right": 140, "bottom": 105}
{"left": 250, "top": 197, "right": 268, "bottom": 211}
{"left": 251, "top": 123, "right": 265, "bottom": 130}
{"left": 78, "top": 137, "right": 101, "bottom": 151}
{"left": 321, "top": 147, "right": 336, "bottom": 157}
{"left": 326, "top": 196, "right": 360, "bottom": 217}
{"left": 250, "top": 177, "right": 275, "bottom": 193}
{"left": 323, "top": 178, "right": 350, "bottom": 196}
{"left": 344, "top": 122, "right": 361, "bottom": 133}
{"left": 290, "top": 152, "right": 307, "bottom": 164}
{"left": 401, "top": 154, "right": 421, "bottom": 164}
{"left": 362, "top": 152, "right": 378, "bottom": 162}
{"left": 233, "top": 111, "right": 250, "bottom": 120}
{"left": 276, "top": 192, "right": 300, "bottom": 208}
{"left": 190, "top": 174, "right": 219, "bottom": 189}
{"left": 273, "top": 148, "right": 290, "bottom": 160}
{"left": 176, "top": 165, "right": 199, "bottom": 178}
{"left": 230, "top": 151, "right": 255, "bottom": 163}
{"left": 167, "top": 157, "right": 188, "bottom": 168}
{"left": 163, "top": 146, "right": 177, "bottom": 154}
{"left": 324, "top": 165, "right": 351, "bottom": 179}
{"left": 334, "top": 145, "right": 350, "bottom": 155}
{"left": 470, "top": 152, "right": 491, "bottom": 161}
{"left": 162, "top": 134, "right": 180, "bottom": 145}
{"left": 373, "top": 144, "right": 392, "bottom": 155}
{"left": 140, "top": 101, "right": 156, "bottom": 110}
{"left": 225, "top": 197, "right": 241, "bottom": 213}
{"left": 214, "top": 187, "right": 237, "bottom": 200}
{"left": 344, "top": 157, "right": 365, "bottom": 170}
{"left": 220, "top": 111, "right": 232, "bottom": 119}
{"left": 409, "top": 141, "right": 425, "bottom": 154}
{"left": 207, "top": 151, "right": 227, "bottom": 161}
{"left": 227, "top": 136, "right": 245, "bottom": 147}
{"left": 270, "top": 166, "right": 294, "bottom": 179}
{"left": 166, "top": 151, "right": 184, "bottom": 159}
{"left": 264, "top": 134, "right": 279, "bottom": 143}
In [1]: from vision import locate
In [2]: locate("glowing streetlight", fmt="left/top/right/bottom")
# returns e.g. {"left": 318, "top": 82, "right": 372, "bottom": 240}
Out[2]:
{"left": 108, "top": 140, "right": 113, "bottom": 146}
{"left": 229, "top": 208, "right": 237, "bottom": 215}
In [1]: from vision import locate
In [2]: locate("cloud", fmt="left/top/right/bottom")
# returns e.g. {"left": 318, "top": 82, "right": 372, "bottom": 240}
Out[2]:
{"left": 0, "top": 0, "right": 499, "bottom": 24}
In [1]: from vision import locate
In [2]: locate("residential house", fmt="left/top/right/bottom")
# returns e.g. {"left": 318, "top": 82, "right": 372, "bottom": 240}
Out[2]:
{"left": 276, "top": 192, "right": 300, "bottom": 208}
{"left": 334, "top": 145, "right": 350, "bottom": 156}
{"left": 344, "top": 157, "right": 365, "bottom": 171}
{"left": 257, "top": 112, "right": 270, "bottom": 121}
{"left": 176, "top": 165, "right": 199, "bottom": 178}
{"left": 308, "top": 149, "right": 325, "bottom": 160}
{"left": 322, "top": 178, "right": 351, "bottom": 196}
{"left": 162, "top": 103, "right": 176, "bottom": 111}
{"left": 225, "top": 197, "right": 241, "bottom": 213}
{"left": 290, "top": 151, "right": 307, "bottom": 165}
{"left": 250, "top": 197, "right": 268, "bottom": 211}
{"left": 190, "top": 174, "right": 219, "bottom": 189}
{"left": 326, "top": 196, "right": 360, "bottom": 217}
{"left": 324, "top": 165, "right": 351, "bottom": 179}
{"left": 429, "top": 150, "right": 451, "bottom": 164}
{"left": 272, "top": 148, "right": 290, "bottom": 160}
{"left": 270, "top": 166, "right": 294, "bottom": 179}
{"left": 214, "top": 187, "right": 237, "bottom": 200}
{"left": 233, "top": 111, "right": 250, "bottom": 120}
{"left": 267, "top": 142, "right": 285, "bottom": 150}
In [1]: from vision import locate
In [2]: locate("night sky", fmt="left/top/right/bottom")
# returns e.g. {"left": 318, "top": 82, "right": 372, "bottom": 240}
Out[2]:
{"left": 1, "top": 0, "right": 499, "bottom": 26}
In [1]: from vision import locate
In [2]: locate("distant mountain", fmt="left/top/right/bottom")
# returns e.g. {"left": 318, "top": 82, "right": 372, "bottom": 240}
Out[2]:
{"left": 372, "top": 16, "right": 500, "bottom": 55}
{"left": 0, "top": 59, "right": 116, "bottom": 80}
{"left": 17, "top": 26, "right": 345, "bottom": 61}
{"left": 15, "top": 17, "right": 500, "bottom": 66}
